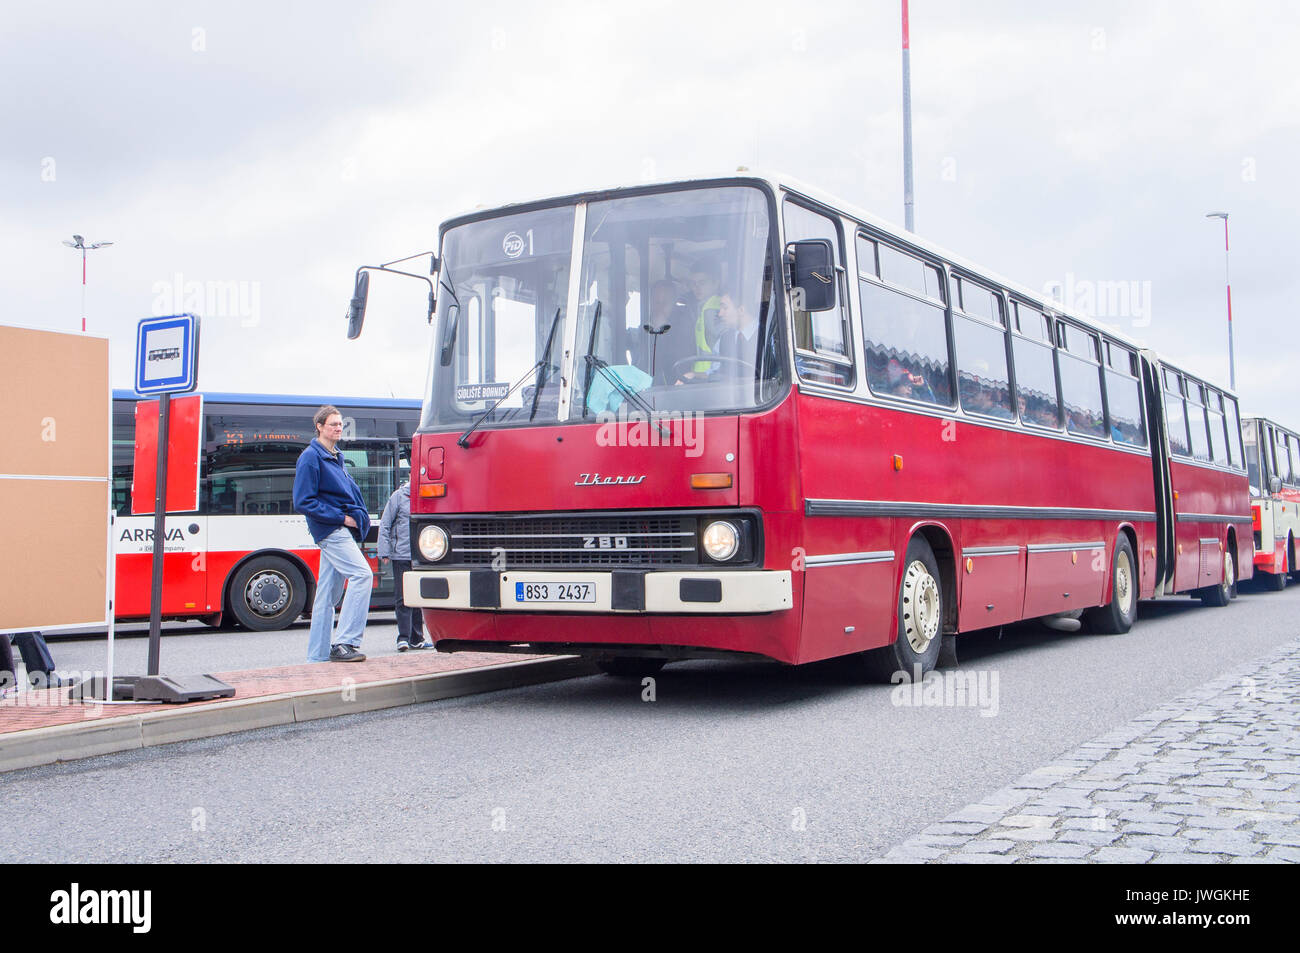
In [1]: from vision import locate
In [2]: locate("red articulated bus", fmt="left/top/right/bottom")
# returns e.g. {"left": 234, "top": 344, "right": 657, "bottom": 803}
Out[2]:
{"left": 349, "top": 173, "right": 1252, "bottom": 679}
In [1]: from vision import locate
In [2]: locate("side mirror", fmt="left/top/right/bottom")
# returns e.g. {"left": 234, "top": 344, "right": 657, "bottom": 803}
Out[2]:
{"left": 788, "top": 240, "right": 836, "bottom": 312}
{"left": 1271, "top": 476, "right": 1282, "bottom": 493}
{"left": 346, "top": 271, "right": 370, "bottom": 340}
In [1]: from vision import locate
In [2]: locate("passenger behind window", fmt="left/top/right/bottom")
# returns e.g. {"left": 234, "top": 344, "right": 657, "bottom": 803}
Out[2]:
{"left": 885, "top": 358, "right": 934, "bottom": 402}
{"left": 687, "top": 260, "right": 723, "bottom": 374}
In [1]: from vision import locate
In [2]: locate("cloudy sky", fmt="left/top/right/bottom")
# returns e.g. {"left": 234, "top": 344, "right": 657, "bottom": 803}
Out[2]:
{"left": 3, "top": 1, "right": 1297, "bottom": 418}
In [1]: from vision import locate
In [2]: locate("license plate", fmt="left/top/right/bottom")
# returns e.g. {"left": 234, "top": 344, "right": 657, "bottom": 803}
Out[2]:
{"left": 514, "top": 581, "right": 596, "bottom": 603}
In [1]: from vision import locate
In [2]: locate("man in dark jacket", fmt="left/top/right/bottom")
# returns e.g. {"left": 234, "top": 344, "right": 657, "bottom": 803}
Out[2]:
{"left": 292, "top": 406, "right": 373, "bottom": 663}
{"left": 379, "top": 472, "right": 429, "bottom": 651}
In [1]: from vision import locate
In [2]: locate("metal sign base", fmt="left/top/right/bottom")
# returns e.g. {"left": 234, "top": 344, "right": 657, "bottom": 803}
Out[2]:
{"left": 72, "top": 674, "right": 236, "bottom": 703}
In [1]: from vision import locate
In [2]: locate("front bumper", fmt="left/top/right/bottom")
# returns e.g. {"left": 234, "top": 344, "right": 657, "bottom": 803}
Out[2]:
{"left": 403, "top": 569, "right": 793, "bottom": 614}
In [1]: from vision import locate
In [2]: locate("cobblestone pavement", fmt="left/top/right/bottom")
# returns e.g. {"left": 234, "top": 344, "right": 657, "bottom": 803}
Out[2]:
{"left": 875, "top": 638, "right": 1300, "bottom": 864}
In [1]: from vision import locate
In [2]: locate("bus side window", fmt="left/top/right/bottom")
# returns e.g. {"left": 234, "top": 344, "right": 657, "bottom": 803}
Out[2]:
{"left": 1010, "top": 305, "right": 1061, "bottom": 429}
{"left": 1103, "top": 342, "right": 1146, "bottom": 448}
{"left": 1164, "top": 376, "right": 1191, "bottom": 457}
{"left": 786, "top": 201, "right": 853, "bottom": 387}
{"left": 952, "top": 276, "right": 1012, "bottom": 419}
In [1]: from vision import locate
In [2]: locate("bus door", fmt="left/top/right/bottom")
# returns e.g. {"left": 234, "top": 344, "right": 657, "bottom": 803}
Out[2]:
{"left": 1139, "top": 353, "right": 1176, "bottom": 595}
{"left": 341, "top": 438, "right": 404, "bottom": 601}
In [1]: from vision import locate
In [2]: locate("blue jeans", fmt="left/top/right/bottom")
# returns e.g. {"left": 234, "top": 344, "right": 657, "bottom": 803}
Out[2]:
{"left": 308, "top": 527, "right": 372, "bottom": 661}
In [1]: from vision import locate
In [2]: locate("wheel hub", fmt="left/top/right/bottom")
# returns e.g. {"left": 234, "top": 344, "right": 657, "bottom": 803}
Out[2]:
{"left": 902, "top": 560, "right": 941, "bottom": 653}
{"left": 246, "top": 572, "right": 289, "bottom": 615}
{"left": 1116, "top": 550, "right": 1134, "bottom": 617}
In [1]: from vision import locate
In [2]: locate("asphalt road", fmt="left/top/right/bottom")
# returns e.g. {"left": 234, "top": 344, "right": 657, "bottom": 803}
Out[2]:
{"left": 3, "top": 581, "right": 1298, "bottom": 862}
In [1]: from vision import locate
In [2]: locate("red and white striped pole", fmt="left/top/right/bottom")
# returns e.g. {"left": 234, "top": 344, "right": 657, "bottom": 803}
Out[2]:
{"left": 902, "top": 0, "right": 915, "bottom": 232}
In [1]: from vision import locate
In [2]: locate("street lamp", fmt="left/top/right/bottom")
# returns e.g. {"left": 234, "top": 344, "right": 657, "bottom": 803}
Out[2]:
{"left": 62, "top": 234, "right": 114, "bottom": 332}
{"left": 1205, "top": 212, "right": 1232, "bottom": 390}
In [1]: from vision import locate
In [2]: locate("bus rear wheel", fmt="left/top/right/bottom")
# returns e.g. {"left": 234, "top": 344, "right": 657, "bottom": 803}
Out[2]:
{"left": 1261, "top": 570, "right": 1286, "bottom": 591}
{"left": 1082, "top": 536, "right": 1137, "bottom": 634}
{"left": 860, "top": 537, "right": 944, "bottom": 683}
{"left": 228, "top": 557, "right": 307, "bottom": 631}
{"left": 1199, "top": 547, "right": 1235, "bottom": 607}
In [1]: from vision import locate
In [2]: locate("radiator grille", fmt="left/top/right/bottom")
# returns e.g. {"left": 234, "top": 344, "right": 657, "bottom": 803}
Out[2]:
{"left": 444, "top": 514, "right": 700, "bottom": 568}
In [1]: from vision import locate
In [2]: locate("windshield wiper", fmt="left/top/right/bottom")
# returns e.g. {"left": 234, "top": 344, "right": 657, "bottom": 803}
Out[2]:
{"left": 457, "top": 362, "right": 545, "bottom": 449}
{"left": 529, "top": 307, "right": 563, "bottom": 422}
{"left": 583, "top": 354, "right": 669, "bottom": 437}
{"left": 579, "top": 299, "right": 602, "bottom": 418}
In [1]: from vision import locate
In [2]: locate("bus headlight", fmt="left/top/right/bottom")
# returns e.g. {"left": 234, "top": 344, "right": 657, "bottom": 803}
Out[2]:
{"left": 702, "top": 520, "right": 740, "bottom": 561}
{"left": 418, "top": 524, "right": 449, "bottom": 562}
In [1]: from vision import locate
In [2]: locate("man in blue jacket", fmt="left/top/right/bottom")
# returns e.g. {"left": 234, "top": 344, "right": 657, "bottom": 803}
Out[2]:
{"left": 292, "top": 406, "right": 373, "bottom": 662}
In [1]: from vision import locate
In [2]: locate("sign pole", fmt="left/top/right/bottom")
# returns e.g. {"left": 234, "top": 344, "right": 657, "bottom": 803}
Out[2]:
{"left": 105, "top": 510, "right": 117, "bottom": 697}
{"left": 147, "top": 392, "right": 170, "bottom": 676}
{"left": 124, "top": 312, "right": 232, "bottom": 703}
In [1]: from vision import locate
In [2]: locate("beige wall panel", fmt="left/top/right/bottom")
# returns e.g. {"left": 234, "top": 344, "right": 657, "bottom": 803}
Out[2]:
{"left": 0, "top": 478, "right": 108, "bottom": 630}
{"left": 0, "top": 326, "right": 110, "bottom": 478}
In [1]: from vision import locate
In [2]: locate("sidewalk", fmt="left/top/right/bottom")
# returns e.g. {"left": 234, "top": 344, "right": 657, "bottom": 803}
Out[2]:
{"left": 0, "top": 650, "right": 596, "bottom": 773}
{"left": 874, "top": 638, "right": 1300, "bottom": 863}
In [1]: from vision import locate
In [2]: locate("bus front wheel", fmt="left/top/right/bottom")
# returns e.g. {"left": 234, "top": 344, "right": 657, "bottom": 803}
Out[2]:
{"left": 228, "top": 557, "right": 307, "bottom": 631}
{"left": 859, "top": 537, "right": 944, "bottom": 683}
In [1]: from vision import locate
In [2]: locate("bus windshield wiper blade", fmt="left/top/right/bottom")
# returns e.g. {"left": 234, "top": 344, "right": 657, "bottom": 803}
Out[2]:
{"left": 529, "top": 307, "right": 563, "bottom": 422}
{"left": 457, "top": 361, "right": 543, "bottom": 449}
{"left": 584, "top": 354, "right": 668, "bottom": 436}
{"left": 580, "top": 299, "right": 602, "bottom": 418}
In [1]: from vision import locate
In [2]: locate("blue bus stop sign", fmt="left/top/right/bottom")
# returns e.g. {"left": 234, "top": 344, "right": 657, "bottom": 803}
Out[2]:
{"left": 135, "top": 313, "right": 200, "bottom": 395}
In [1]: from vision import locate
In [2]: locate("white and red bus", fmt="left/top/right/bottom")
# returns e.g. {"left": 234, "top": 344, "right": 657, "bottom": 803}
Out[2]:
{"left": 112, "top": 392, "right": 421, "bottom": 630}
{"left": 1242, "top": 416, "right": 1300, "bottom": 589}
{"left": 350, "top": 173, "right": 1252, "bottom": 678}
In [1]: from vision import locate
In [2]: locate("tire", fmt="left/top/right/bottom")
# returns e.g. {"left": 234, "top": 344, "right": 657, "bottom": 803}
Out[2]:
{"left": 227, "top": 556, "right": 308, "bottom": 631}
{"left": 860, "top": 536, "right": 944, "bottom": 682}
{"left": 1082, "top": 535, "right": 1137, "bottom": 634}
{"left": 1199, "top": 546, "right": 1234, "bottom": 607}
{"left": 1262, "top": 570, "right": 1287, "bottom": 592}
{"left": 596, "top": 658, "right": 667, "bottom": 678}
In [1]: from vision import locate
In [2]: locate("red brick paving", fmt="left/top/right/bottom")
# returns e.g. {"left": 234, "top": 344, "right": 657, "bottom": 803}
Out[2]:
{"left": 0, "top": 650, "right": 536, "bottom": 734}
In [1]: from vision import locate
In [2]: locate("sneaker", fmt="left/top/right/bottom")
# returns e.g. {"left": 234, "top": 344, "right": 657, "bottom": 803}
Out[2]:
{"left": 408, "top": 638, "right": 432, "bottom": 650}
{"left": 329, "top": 644, "right": 366, "bottom": 662}
{"left": 396, "top": 640, "right": 411, "bottom": 652}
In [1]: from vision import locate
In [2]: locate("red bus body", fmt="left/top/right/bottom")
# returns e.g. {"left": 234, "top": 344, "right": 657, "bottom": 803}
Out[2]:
{"left": 397, "top": 175, "right": 1252, "bottom": 672}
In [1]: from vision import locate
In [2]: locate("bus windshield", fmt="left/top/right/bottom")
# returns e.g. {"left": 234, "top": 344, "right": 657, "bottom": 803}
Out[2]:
{"left": 422, "top": 184, "right": 785, "bottom": 431}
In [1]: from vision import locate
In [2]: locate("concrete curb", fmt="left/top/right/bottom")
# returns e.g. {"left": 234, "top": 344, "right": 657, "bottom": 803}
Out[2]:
{"left": 0, "top": 656, "right": 598, "bottom": 773}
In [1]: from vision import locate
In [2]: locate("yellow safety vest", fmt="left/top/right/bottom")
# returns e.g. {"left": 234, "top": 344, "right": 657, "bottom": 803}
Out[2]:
{"left": 693, "top": 295, "right": 722, "bottom": 373}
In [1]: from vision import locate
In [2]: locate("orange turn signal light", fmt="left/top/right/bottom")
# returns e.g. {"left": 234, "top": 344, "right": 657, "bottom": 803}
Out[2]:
{"left": 892, "top": 454, "right": 904, "bottom": 471}
{"left": 418, "top": 482, "right": 447, "bottom": 498}
{"left": 690, "top": 473, "right": 733, "bottom": 489}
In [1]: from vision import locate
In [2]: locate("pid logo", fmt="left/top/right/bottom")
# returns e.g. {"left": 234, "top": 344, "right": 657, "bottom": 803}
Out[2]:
{"left": 502, "top": 232, "right": 525, "bottom": 259}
